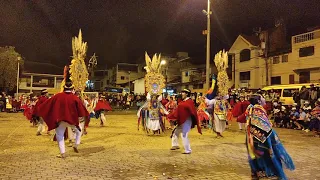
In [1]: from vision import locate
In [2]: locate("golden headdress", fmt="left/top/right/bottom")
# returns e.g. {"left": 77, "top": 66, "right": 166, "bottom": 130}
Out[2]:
{"left": 144, "top": 52, "right": 165, "bottom": 95}
{"left": 61, "top": 29, "right": 89, "bottom": 92}
{"left": 214, "top": 50, "right": 229, "bottom": 96}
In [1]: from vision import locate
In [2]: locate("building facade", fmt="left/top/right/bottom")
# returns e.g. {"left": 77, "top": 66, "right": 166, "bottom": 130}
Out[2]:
{"left": 270, "top": 29, "right": 320, "bottom": 85}
{"left": 230, "top": 27, "right": 320, "bottom": 89}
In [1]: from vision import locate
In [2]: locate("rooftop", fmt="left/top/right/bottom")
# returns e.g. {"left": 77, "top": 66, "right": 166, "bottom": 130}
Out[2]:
{"left": 23, "top": 61, "right": 64, "bottom": 75}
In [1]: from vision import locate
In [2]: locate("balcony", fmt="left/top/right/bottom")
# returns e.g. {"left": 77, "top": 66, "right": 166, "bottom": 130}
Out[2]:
{"left": 292, "top": 29, "right": 320, "bottom": 44}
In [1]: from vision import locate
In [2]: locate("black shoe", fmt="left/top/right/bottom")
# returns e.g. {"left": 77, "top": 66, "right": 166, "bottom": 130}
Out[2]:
{"left": 170, "top": 146, "right": 180, "bottom": 150}
{"left": 73, "top": 147, "right": 79, "bottom": 153}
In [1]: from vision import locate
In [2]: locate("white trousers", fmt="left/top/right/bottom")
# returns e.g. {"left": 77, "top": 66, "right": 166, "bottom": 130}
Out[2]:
{"left": 238, "top": 122, "right": 245, "bottom": 130}
{"left": 214, "top": 117, "right": 226, "bottom": 133}
{"left": 100, "top": 112, "right": 106, "bottom": 125}
{"left": 171, "top": 118, "right": 192, "bottom": 153}
{"left": 56, "top": 121, "right": 81, "bottom": 154}
{"left": 68, "top": 119, "right": 85, "bottom": 140}
{"left": 37, "top": 118, "right": 44, "bottom": 133}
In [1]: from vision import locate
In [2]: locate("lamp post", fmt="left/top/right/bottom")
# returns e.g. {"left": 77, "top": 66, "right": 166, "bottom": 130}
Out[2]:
{"left": 16, "top": 57, "right": 21, "bottom": 98}
{"left": 203, "top": 0, "right": 211, "bottom": 90}
{"left": 128, "top": 71, "right": 131, "bottom": 93}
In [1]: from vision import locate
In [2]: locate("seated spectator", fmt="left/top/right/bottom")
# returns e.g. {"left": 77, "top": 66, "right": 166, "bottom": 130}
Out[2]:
{"left": 290, "top": 107, "right": 299, "bottom": 129}
{"left": 302, "top": 101, "right": 312, "bottom": 111}
{"left": 294, "top": 109, "right": 307, "bottom": 130}
{"left": 305, "top": 101, "right": 320, "bottom": 136}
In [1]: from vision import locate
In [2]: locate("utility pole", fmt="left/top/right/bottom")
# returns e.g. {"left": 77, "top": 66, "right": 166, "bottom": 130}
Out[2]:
{"left": 128, "top": 71, "right": 131, "bottom": 93}
{"left": 16, "top": 57, "right": 21, "bottom": 98}
{"left": 265, "top": 31, "right": 269, "bottom": 86}
{"left": 205, "top": 0, "right": 211, "bottom": 90}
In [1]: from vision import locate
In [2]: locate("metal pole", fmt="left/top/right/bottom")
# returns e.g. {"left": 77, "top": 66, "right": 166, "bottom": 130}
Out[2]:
{"left": 205, "top": 0, "right": 211, "bottom": 90}
{"left": 16, "top": 58, "right": 20, "bottom": 98}
{"left": 128, "top": 71, "right": 131, "bottom": 93}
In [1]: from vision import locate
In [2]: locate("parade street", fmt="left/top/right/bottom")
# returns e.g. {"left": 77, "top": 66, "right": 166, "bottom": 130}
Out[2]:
{"left": 0, "top": 112, "right": 319, "bottom": 180}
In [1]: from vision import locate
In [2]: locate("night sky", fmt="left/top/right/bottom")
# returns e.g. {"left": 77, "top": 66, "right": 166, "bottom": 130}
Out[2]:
{"left": 1, "top": 0, "right": 319, "bottom": 68}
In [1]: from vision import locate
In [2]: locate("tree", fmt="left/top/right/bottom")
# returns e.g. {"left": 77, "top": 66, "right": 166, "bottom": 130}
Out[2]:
{"left": 0, "top": 46, "right": 23, "bottom": 90}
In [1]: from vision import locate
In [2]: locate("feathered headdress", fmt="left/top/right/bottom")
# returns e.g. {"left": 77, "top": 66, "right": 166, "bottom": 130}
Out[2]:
{"left": 214, "top": 50, "right": 229, "bottom": 96}
{"left": 144, "top": 52, "right": 165, "bottom": 95}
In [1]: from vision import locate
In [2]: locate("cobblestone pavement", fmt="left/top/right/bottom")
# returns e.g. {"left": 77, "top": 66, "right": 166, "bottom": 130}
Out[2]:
{"left": 0, "top": 112, "right": 319, "bottom": 180}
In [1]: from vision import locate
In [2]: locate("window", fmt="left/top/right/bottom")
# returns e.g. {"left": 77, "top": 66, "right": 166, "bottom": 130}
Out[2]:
{"left": 271, "top": 76, "right": 281, "bottom": 85}
{"left": 283, "top": 89, "right": 299, "bottom": 97}
{"left": 239, "top": 71, "right": 250, "bottom": 81}
{"left": 193, "top": 84, "right": 204, "bottom": 89}
{"left": 185, "top": 71, "right": 189, "bottom": 77}
{"left": 299, "top": 46, "right": 314, "bottom": 57}
{"left": 299, "top": 71, "right": 310, "bottom": 83}
{"left": 282, "top": 55, "right": 288, "bottom": 63}
{"left": 120, "top": 76, "right": 125, "bottom": 80}
{"left": 273, "top": 56, "right": 280, "bottom": 64}
{"left": 240, "top": 49, "right": 251, "bottom": 62}
{"left": 289, "top": 74, "right": 294, "bottom": 84}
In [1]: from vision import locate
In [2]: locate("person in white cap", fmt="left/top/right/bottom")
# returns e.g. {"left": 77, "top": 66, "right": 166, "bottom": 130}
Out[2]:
{"left": 302, "top": 101, "right": 312, "bottom": 111}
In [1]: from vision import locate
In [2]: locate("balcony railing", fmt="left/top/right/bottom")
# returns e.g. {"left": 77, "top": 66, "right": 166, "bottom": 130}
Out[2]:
{"left": 292, "top": 30, "right": 320, "bottom": 44}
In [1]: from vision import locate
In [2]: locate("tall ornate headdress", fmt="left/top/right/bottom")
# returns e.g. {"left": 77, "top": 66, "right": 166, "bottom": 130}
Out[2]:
{"left": 61, "top": 29, "right": 89, "bottom": 92}
{"left": 214, "top": 50, "right": 229, "bottom": 96}
{"left": 144, "top": 52, "right": 165, "bottom": 95}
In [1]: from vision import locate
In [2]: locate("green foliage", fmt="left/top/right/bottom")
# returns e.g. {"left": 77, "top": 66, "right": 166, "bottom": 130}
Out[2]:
{"left": 0, "top": 46, "right": 23, "bottom": 90}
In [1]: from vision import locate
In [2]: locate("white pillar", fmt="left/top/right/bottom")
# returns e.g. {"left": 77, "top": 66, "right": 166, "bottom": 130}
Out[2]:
{"left": 30, "top": 75, "right": 33, "bottom": 93}
{"left": 54, "top": 76, "right": 57, "bottom": 88}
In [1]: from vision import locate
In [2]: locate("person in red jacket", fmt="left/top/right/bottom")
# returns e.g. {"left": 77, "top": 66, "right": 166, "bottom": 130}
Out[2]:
{"left": 37, "top": 82, "right": 89, "bottom": 158}
{"left": 167, "top": 89, "right": 202, "bottom": 154}
{"left": 33, "top": 89, "right": 49, "bottom": 136}
{"left": 94, "top": 95, "right": 112, "bottom": 126}
{"left": 233, "top": 95, "right": 250, "bottom": 130}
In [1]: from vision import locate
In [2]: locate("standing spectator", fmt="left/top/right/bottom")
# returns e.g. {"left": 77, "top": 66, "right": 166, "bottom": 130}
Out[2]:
{"left": 293, "top": 89, "right": 300, "bottom": 105}
{"left": 310, "top": 84, "right": 318, "bottom": 107}
{"left": 299, "top": 86, "right": 309, "bottom": 106}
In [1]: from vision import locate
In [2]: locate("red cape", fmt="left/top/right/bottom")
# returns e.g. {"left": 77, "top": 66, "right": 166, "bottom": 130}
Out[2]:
{"left": 24, "top": 106, "right": 33, "bottom": 121}
{"left": 94, "top": 100, "right": 112, "bottom": 112}
{"left": 235, "top": 100, "right": 250, "bottom": 123}
{"left": 32, "top": 96, "right": 48, "bottom": 116}
{"left": 38, "top": 92, "right": 89, "bottom": 131}
{"left": 161, "top": 99, "right": 169, "bottom": 107}
{"left": 167, "top": 98, "right": 202, "bottom": 134}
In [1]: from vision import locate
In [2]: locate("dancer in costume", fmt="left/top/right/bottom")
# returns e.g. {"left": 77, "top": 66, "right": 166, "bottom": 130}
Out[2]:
{"left": 233, "top": 95, "right": 250, "bottom": 131}
{"left": 206, "top": 93, "right": 229, "bottom": 137}
{"left": 67, "top": 90, "right": 90, "bottom": 147}
{"left": 246, "top": 94, "right": 295, "bottom": 180}
{"left": 38, "top": 80, "right": 89, "bottom": 158}
{"left": 94, "top": 95, "right": 112, "bottom": 126}
{"left": 137, "top": 52, "right": 168, "bottom": 134}
{"left": 165, "top": 96, "right": 178, "bottom": 129}
{"left": 33, "top": 89, "right": 49, "bottom": 136}
{"left": 23, "top": 96, "right": 36, "bottom": 126}
{"left": 137, "top": 93, "right": 168, "bottom": 134}
{"left": 168, "top": 89, "right": 202, "bottom": 154}
{"left": 197, "top": 96, "right": 211, "bottom": 128}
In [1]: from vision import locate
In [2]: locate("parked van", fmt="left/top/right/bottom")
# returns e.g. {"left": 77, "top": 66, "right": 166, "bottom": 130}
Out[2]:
{"left": 262, "top": 83, "right": 320, "bottom": 105}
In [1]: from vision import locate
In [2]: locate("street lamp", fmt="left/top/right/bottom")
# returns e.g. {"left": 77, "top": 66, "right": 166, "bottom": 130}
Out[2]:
{"left": 203, "top": 0, "right": 211, "bottom": 90}
{"left": 16, "top": 57, "right": 21, "bottom": 98}
{"left": 128, "top": 71, "right": 131, "bottom": 93}
{"left": 160, "top": 60, "right": 166, "bottom": 65}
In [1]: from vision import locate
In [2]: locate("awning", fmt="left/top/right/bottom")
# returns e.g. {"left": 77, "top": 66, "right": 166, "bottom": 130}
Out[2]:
{"left": 293, "top": 67, "right": 320, "bottom": 72}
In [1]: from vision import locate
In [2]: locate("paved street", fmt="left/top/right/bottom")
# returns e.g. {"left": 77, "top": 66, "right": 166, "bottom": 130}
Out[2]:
{"left": 0, "top": 112, "right": 319, "bottom": 180}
